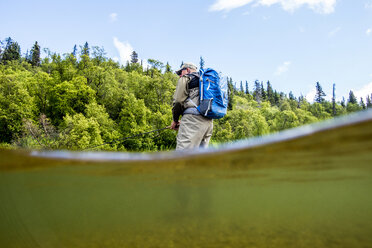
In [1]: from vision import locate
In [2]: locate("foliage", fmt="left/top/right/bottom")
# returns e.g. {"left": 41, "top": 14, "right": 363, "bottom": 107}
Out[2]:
{"left": 0, "top": 66, "right": 36, "bottom": 143}
{"left": 0, "top": 38, "right": 370, "bottom": 151}
{"left": 59, "top": 113, "right": 103, "bottom": 150}
{"left": 1, "top": 37, "right": 21, "bottom": 64}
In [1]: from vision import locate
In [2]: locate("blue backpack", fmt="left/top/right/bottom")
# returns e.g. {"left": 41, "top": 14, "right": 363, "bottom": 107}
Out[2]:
{"left": 197, "top": 68, "right": 228, "bottom": 119}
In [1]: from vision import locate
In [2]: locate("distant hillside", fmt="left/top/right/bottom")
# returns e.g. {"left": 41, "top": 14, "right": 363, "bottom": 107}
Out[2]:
{"left": 1, "top": 38, "right": 371, "bottom": 151}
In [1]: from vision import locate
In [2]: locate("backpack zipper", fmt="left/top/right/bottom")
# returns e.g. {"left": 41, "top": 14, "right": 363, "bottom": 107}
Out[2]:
{"left": 200, "top": 77, "right": 203, "bottom": 101}
{"left": 207, "top": 78, "right": 211, "bottom": 90}
{"left": 205, "top": 98, "right": 213, "bottom": 116}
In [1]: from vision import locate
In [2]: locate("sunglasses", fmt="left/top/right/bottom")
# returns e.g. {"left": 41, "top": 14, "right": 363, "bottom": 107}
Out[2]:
{"left": 177, "top": 68, "right": 188, "bottom": 76}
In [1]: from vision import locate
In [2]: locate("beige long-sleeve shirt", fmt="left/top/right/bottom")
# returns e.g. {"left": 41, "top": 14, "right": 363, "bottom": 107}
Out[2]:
{"left": 172, "top": 74, "right": 200, "bottom": 121}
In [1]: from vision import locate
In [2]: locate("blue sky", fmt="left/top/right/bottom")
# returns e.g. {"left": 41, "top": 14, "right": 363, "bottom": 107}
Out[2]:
{"left": 1, "top": 0, "right": 372, "bottom": 102}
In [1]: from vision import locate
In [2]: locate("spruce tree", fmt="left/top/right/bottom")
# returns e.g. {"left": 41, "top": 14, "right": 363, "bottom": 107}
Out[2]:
{"left": 332, "top": 83, "right": 336, "bottom": 116}
{"left": 165, "top": 62, "right": 172, "bottom": 73}
{"left": 240, "top": 81, "right": 244, "bottom": 93}
{"left": 1, "top": 37, "right": 21, "bottom": 64}
{"left": 360, "top": 98, "right": 366, "bottom": 109}
{"left": 72, "top": 45, "right": 77, "bottom": 57}
{"left": 199, "top": 56, "right": 205, "bottom": 70}
{"left": 131, "top": 51, "right": 138, "bottom": 63}
{"left": 367, "top": 95, "right": 372, "bottom": 108}
{"left": 253, "top": 80, "right": 262, "bottom": 104}
{"left": 289, "top": 91, "right": 295, "bottom": 100}
{"left": 267, "top": 81, "right": 274, "bottom": 105}
{"left": 30, "top": 41, "right": 41, "bottom": 66}
{"left": 245, "top": 81, "right": 249, "bottom": 95}
{"left": 81, "top": 42, "right": 89, "bottom": 56}
{"left": 348, "top": 90, "right": 357, "bottom": 104}
{"left": 227, "top": 77, "right": 234, "bottom": 110}
{"left": 314, "top": 82, "right": 326, "bottom": 103}
{"left": 298, "top": 94, "right": 305, "bottom": 108}
{"left": 261, "top": 82, "right": 266, "bottom": 100}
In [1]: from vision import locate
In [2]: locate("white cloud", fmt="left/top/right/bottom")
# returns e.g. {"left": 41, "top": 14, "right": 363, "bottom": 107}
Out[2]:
{"left": 209, "top": 0, "right": 337, "bottom": 14}
{"left": 112, "top": 38, "right": 150, "bottom": 68}
{"left": 366, "top": 28, "right": 372, "bottom": 36}
{"left": 328, "top": 27, "right": 341, "bottom": 37}
{"left": 305, "top": 88, "right": 316, "bottom": 103}
{"left": 209, "top": 0, "right": 255, "bottom": 12}
{"left": 109, "top": 13, "right": 118, "bottom": 22}
{"left": 113, "top": 37, "right": 133, "bottom": 65}
{"left": 365, "top": 2, "right": 372, "bottom": 9}
{"left": 353, "top": 82, "right": 372, "bottom": 100}
{"left": 275, "top": 61, "right": 291, "bottom": 75}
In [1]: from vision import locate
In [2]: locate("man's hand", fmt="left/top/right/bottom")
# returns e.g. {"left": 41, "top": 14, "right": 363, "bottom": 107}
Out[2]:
{"left": 171, "top": 120, "right": 180, "bottom": 131}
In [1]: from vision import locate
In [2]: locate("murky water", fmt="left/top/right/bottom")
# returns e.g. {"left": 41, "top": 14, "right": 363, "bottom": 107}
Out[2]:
{"left": 1, "top": 111, "right": 372, "bottom": 248}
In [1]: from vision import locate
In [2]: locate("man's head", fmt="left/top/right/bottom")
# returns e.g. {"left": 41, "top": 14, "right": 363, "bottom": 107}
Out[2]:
{"left": 176, "top": 62, "right": 197, "bottom": 77}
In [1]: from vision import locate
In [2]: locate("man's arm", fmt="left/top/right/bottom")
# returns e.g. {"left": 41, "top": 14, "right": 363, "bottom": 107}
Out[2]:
{"left": 172, "top": 76, "right": 189, "bottom": 121}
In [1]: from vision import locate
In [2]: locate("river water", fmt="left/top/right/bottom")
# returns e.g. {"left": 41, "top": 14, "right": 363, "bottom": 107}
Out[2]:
{"left": 1, "top": 110, "right": 372, "bottom": 248}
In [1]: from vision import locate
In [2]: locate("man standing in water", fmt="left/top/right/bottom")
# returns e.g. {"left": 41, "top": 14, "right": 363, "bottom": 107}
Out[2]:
{"left": 170, "top": 62, "right": 213, "bottom": 150}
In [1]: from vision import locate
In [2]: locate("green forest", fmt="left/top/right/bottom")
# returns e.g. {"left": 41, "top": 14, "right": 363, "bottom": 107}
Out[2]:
{"left": 1, "top": 37, "right": 371, "bottom": 151}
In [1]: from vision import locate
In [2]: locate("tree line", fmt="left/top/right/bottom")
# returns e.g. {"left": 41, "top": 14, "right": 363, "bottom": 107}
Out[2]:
{"left": 0, "top": 37, "right": 371, "bottom": 151}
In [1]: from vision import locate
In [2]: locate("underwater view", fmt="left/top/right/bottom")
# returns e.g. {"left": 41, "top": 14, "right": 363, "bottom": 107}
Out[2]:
{"left": 1, "top": 110, "right": 372, "bottom": 248}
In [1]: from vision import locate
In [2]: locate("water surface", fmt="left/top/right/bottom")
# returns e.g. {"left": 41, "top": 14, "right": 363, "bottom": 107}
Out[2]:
{"left": 1, "top": 111, "right": 372, "bottom": 247}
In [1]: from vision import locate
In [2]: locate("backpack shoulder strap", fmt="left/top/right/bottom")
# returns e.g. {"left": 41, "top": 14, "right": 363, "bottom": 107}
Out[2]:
{"left": 186, "top": 72, "right": 200, "bottom": 89}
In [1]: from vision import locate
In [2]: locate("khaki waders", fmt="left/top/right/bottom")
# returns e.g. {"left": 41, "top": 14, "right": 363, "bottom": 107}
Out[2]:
{"left": 176, "top": 114, "right": 213, "bottom": 150}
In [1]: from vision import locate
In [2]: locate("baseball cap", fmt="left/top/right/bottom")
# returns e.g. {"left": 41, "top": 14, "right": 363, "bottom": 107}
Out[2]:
{"left": 175, "top": 62, "right": 198, "bottom": 76}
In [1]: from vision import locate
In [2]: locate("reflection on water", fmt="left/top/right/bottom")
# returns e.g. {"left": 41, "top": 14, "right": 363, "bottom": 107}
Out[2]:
{"left": 1, "top": 111, "right": 372, "bottom": 247}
